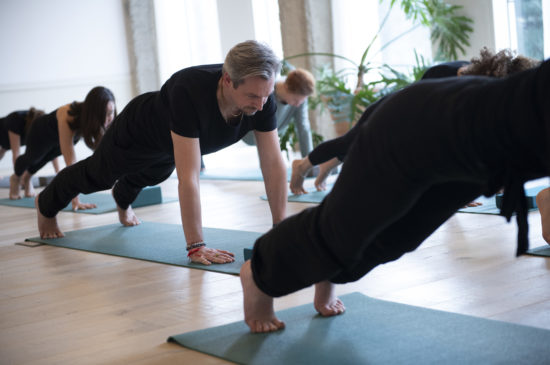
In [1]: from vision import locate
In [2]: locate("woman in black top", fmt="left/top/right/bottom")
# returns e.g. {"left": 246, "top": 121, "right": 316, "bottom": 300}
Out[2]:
{"left": 290, "top": 48, "right": 539, "bottom": 195}
{"left": 10, "top": 86, "right": 116, "bottom": 203}
{"left": 35, "top": 41, "right": 287, "bottom": 266}
{"left": 240, "top": 58, "right": 550, "bottom": 334}
{"left": 0, "top": 108, "right": 56, "bottom": 171}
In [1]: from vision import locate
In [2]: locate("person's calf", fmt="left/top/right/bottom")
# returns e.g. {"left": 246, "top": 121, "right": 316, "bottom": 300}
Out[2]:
{"left": 9, "top": 174, "right": 21, "bottom": 200}
{"left": 21, "top": 171, "right": 36, "bottom": 197}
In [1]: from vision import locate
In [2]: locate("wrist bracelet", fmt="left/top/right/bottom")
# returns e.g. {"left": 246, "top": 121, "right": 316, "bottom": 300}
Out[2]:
{"left": 186, "top": 242, "right": 206, "bottom": 251}
{"left": 187, "top": 247, "right": 201, "bottom": 257}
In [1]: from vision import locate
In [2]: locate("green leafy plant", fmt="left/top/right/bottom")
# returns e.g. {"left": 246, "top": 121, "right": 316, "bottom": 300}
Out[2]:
{"left": 283, "top": 0, "right": 473, "bottom": 128}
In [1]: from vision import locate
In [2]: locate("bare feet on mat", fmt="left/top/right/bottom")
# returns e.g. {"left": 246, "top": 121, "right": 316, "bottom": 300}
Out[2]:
{"left": 314, "top": 281, "right": 345, "bottom": 316}
{"left": 290, "top": 158, "right": 310, "bottom": 195}
{"left": 21, "top": 171, "right": 35, "bottom": 198}
{"left": 536, "top": 187, "right": 550, "bottom": 244}
{"left": 36, "top": 196, "right": 64, "bottom": 239}
{"left": 9, "top": 174, "right": 21, "bottom": 200}
{"left": 117, "top": 205, "right": 140, "bottom": 226}
{"left": 240, "top": 260, "right": 285, "bottom": 333}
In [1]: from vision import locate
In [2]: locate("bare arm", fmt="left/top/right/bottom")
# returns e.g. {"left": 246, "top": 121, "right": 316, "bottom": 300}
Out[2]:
{"left": 57, "top": 106, "right": 77, "bottom": 167}
{"left": 51, "top": 157, "right": 60, "bottom": 173}
{"left": 171, "top": 131, "right": 203, "bottom": 244}
{"left": 57, "top": 106, "right": 94, "bottom": 210}
{"left": 7, "top": 131, "right": 21, "bottom": 168}
{"left": 255, "top": 129, "right": 287, "bottom": 225}
{"left": 171, "top": 131, "right": 234, "bottom": 264}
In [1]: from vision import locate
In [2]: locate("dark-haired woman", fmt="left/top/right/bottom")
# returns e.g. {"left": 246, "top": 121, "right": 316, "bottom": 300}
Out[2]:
{"left": 0, "top": 108, "right": 61, "bottom": 172}
{"left": 9, "top": 86, "right": 116, "bottom": 208}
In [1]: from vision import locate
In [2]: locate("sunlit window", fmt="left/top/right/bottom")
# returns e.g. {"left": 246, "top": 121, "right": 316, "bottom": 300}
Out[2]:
{"left": 331, "top": 0, "right": 431, "bottom": 86}
{"left": 493, "top": 0, "right": 549, "bottom": 58}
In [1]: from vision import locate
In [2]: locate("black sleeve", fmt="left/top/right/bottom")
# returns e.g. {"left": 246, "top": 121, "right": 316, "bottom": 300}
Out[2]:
{"left": 308, "top": 97, "right": 386, "bottom": 165}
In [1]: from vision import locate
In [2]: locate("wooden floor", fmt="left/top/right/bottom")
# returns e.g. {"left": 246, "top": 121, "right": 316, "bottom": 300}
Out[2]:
{"left": 1, "top": 148, "right": 550, "bottom": 364}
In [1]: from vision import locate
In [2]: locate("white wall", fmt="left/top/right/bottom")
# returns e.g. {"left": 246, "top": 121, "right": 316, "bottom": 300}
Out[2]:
{"left": 447, "top": 0, "right": 496, "bottom": 59}
{"left": 0, "top": 0, "right": 134, "bottom": 115}
{"left": 0, "top": 0, "right": 134, "bottom": 171}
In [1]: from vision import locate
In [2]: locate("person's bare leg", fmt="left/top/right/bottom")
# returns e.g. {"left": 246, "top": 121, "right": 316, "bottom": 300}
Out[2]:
{"left": 21, "top": 171, "right": 36, "bottom": 197}
{"left": 116, "top": 204, "right": 140, "bottom": 226}
{"left": 240, "top": 260, "right": 285, "bottom": 333}
{"left": 536, "top": 187, "right": 550, "bottom": 244}
{"left": 9, "top": 174, "right": 21, "bottom": 199}
{"left": 35, "top": 195, "right": 64, "bottom": 239}
{"left": 314, "top": 281, "right": 345, "bottom": 316}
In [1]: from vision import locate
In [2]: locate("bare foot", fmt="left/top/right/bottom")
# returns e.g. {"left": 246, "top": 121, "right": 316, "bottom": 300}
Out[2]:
{"left": 21, "top": 171, "right": 36, "bottom": 197}
{"left": 314, "top": 281, "right": 345, "bottom": 316}
{"left": 240, "top": 260, "right": 285, "bottom": 333}
{"left": 36, "top": 196, "right": 64, "bottom": 239}
{"left": 117, "top": 204, "right": 140, "bottom": 226}
{"left": 290, "top": 158, "right": 311, "bottom": 195}
{"left": 9, "top": 174, "right": 21, "bottom": 200}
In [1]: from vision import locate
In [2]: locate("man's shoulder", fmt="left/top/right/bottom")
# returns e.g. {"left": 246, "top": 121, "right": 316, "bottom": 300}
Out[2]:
{"left": 171, "top": 64, "right": 223, "bottom": 82}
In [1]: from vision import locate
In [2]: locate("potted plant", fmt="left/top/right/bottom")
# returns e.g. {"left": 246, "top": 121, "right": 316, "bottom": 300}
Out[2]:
{"left": 283, "top": 0, "right": 473, "bottom": 134}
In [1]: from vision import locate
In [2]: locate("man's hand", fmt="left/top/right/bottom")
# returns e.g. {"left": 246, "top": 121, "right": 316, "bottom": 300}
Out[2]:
{"left": 188, "top": 247, "right": 235, "bottom": 265}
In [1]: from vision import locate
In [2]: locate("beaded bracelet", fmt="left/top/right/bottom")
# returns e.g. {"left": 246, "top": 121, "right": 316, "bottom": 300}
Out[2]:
{"left": 186, "top": 242, "right": 206, "bottom": 251}
{"left": 187, "top": 247, "right": 202, "bottom": 257}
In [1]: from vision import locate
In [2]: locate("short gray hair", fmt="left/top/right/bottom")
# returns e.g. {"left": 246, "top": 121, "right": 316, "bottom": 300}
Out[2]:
{"left": 223, "top": 40, "right": 281, "bottom": 88}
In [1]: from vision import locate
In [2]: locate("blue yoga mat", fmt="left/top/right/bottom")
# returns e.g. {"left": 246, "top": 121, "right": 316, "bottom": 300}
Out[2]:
{"left": 458, "top": 185, "right": 546, "bottom": 215}
{"left": 25, "top": 221, "right": 262, "bottom": 275}
{"left": 0, "top": 186, "right": 177, "bottom": 214}
{"left": 168, "top": 292, "right": 550, "bottom": 364}
{"left": 199, "top": 167, "right": 293, "bottom": 182}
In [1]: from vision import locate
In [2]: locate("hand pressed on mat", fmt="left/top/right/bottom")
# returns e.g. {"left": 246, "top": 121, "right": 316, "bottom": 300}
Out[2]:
{"left": 188, "top": 246, "right": 235, "bottom": 265}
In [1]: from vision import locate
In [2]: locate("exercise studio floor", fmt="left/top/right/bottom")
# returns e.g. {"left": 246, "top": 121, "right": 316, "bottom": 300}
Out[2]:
{"left": 2, "top": 143, "right": 550, "bottom": 364}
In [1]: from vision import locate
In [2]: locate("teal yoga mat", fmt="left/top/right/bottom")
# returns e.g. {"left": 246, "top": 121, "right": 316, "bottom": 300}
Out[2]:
{"left": 526, "top": 245, "right": 550, "bottom": 257}
{"left": 0, "top": 186, "right": 177, "bottom": 214}
{"left": 261, "top": 184, "right": 333, "bottom": 204}
{"left": 25, "top": 221, "right": 262, "bottom": 275}
{"left": 457, "top": 185, "right": 546, "bottom": 215}
{"left": 200, "top": 167, "right": 293, "bottom": 182}
{"left": 168, "top": 292, "right": 550, "bottom": 364}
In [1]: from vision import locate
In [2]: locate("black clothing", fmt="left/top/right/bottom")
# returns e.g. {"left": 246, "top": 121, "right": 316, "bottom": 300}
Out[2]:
{"left": 13, "top": 110, "right": 79, "bottom": 176}
{"left": 420, "top": 61, "right": 469, "bottom": 79}
{"left": 0, "top": 110, "right": 28, "bottom": 149}
{"left": 38, "top": 64, "right": 277, "bottom": 217}
{"left": 251, "top": 60, "right": 550, "bottom": 298}
{"left": 308, "top": 62, "right": 468, "bottom": 166}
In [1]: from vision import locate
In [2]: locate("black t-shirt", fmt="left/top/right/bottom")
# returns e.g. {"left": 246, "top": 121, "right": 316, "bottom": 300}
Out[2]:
{"left": 0, "top": 110, "right": 28, "bottom": 149}
{"left": 138, "top": 63, "right": 277, "bottom": 155}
